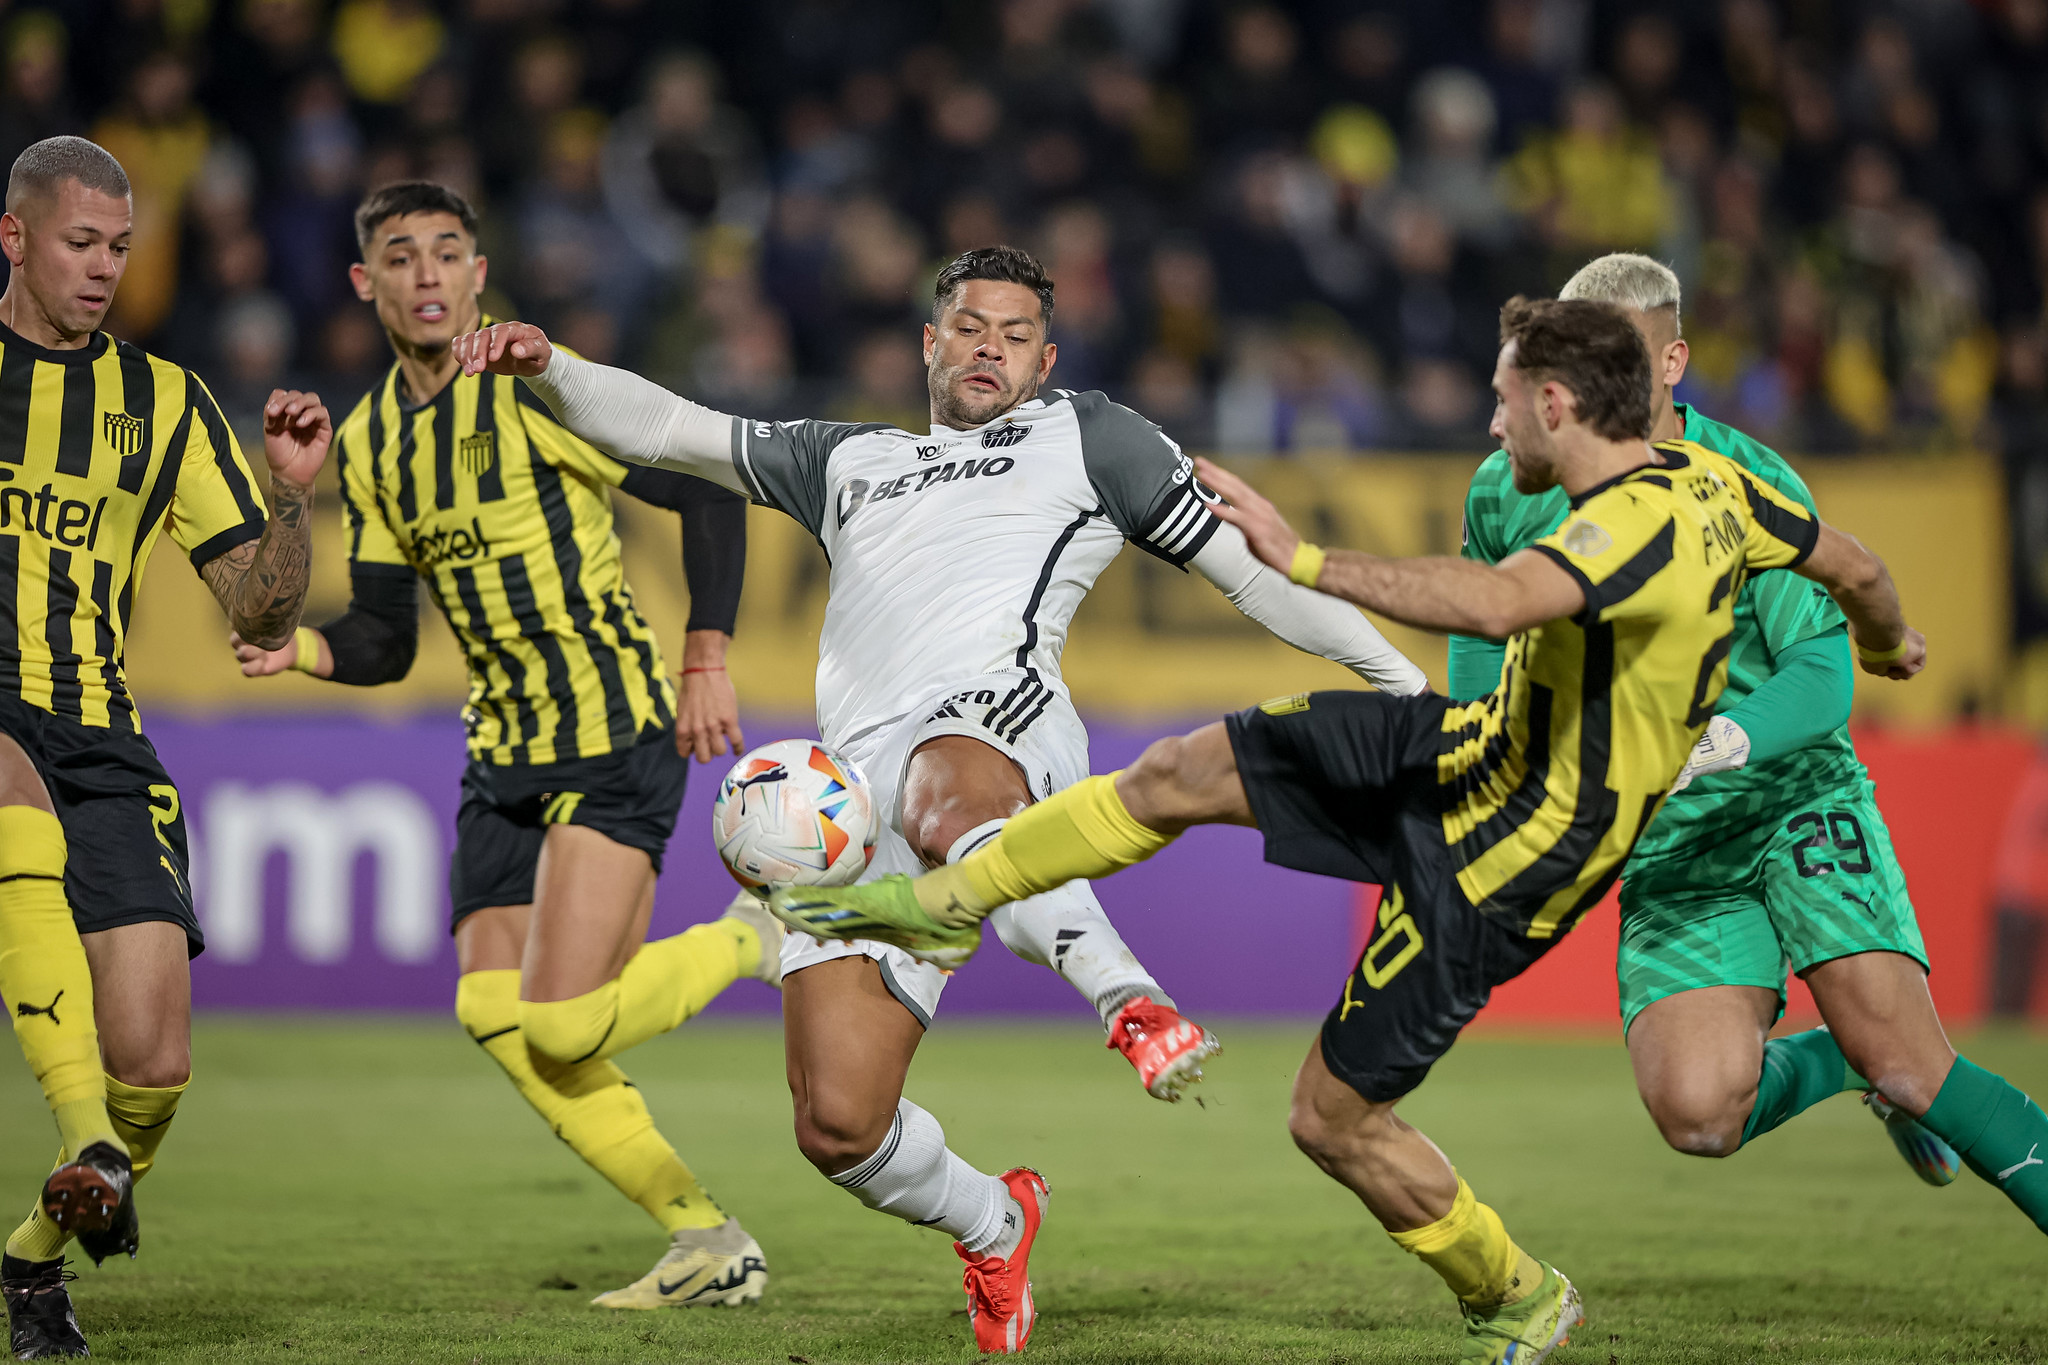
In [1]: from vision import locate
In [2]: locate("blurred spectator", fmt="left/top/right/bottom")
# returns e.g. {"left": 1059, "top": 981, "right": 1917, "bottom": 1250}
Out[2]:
{"left": 214, "top": 292, "right": 297, "bottom": 431}
{"left": 1324, "top": 14, "right": 1409, "bottom": 122}
{"left": 330, "top": 0, "right": 445, "bottom": 109}
{"left": 95, "top": 52, "right": 211, "bottom": 343}
{"left": 1398, "top": 358, "right": 1486, "bottom": 449}
{"left": 518, "top": 109, "right": 656, "bottom": 336}
{"left": 261, "top": 75, "right": 362, "bottom": 342}
{"left": 1368, "top": 198, "right": 1496, "bottom": 381}
{"left": 830, "top": 195, "right": 925, "bottom": 342}
{"left": 0, "top": 13, "right": 76, "bottom": 174}
{"left": 1202, "top": 7, "right": 1315, "bottom": 152}
{"left": 482, "top": 34, "right": 585, "bottom": 196}
{"left": 1216, "top": 314, "right": 1386, "bottom": 453}
{"left": 1207, "top": 153, "right": 1321, "bottom": 322}
{"left": 1613, "top": 14, "right": 1681, "bottom": 126}
{"left": 1127, "top": 348, "right": 1211, "bottom": 448}
{"left": 1503, "top": 81, "right": 1671, "bottom": 267}
{"left": 1481, "top": 0, "right": 1560, "bottom": 153}
{"left": 833, "top": 329, "right": 927, "bottom": 430}
{"left": 1145, "top": 240, "right": 1220, "bottom": 377}
{"left": 1038, "top": 200, "right": 1123, "bottom": 391}
{"left": 1403, "top": 69, "right": 1513, "bottom": 251}
{"left": 603, "top": 51, "right": 769, "bottom": 272}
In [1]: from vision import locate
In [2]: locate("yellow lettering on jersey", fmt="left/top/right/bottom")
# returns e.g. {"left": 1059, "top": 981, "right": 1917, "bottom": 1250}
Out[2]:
{"left": 146, "top": 784, "right": 180, "bottom": 853}
{"left": 1259, "top": 693, "right": 1311, "bottom": 716}
{"left": 542, "top": 791, "right": 586, "bottom": 825}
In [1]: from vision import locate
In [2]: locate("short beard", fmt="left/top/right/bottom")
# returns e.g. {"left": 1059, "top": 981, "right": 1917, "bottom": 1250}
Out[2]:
{"left": 928, "top": 360, "right": 1035, "bottom": 430}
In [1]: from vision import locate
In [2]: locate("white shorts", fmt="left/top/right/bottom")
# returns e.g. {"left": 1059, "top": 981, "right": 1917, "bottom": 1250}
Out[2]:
{"left": 776, "top": 670, "right": 1091, "bottom": 1025}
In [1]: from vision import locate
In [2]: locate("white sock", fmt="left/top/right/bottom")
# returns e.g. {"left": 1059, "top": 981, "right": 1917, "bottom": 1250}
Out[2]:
{"left": 827, "top": 1098, "right": 1010, "bottom": 1249}
{"left": 963, "top": 833, "right": 1172, "bottom": 1027}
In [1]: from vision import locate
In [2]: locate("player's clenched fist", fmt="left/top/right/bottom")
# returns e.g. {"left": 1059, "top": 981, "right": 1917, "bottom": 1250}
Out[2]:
{"left": 1858, "top": 626, "right": 1928, "bottom": 681}
{"left": 262, "top": 388, "right": 331, "bottom": 488}
{"left": 453, "top": 321, "right": 553, "bottom": 378}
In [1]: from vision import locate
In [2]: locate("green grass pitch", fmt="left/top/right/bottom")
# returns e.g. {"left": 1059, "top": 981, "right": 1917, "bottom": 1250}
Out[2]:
{"left": 3, "top": 1016, "right": 2045, "bottom": 1364}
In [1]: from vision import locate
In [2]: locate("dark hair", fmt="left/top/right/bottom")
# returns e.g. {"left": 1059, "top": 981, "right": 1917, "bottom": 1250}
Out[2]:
{"left": 6, "top": 136, "right": 128, "bottom": 214}
{"left": 1497, "top": 295, "right": 1654, "bottom": 441}
{"left": 353, "top": 181, "right": 480, "bottom": 255}
{"left": 932, "top": 245, "right": 1055, "bottom": 330}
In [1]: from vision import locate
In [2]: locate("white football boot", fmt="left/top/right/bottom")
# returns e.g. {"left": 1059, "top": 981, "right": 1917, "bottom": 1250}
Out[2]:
{"left": 719, "top": 892, "right": 787, "bottom": 987}
{"left": 591, "top": 1218, "right": 767, "bottom": 1309}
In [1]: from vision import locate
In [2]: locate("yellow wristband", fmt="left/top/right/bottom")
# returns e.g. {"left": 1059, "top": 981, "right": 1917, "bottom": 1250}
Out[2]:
{"left": 290, "top": 627, "right": 321, "bottom": 674}
{"left": 1855, "top": 637, "right": 1909, "bottom": 664}
{"left": 1289, "top": 541, "right": 1327, "bottom": 588}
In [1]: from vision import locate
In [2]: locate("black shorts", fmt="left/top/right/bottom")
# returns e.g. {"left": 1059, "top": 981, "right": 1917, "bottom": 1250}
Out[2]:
{"left": 1226, "top": 690, "right": 1552, "bottom": 1103}
{"left": 450, "top": 725, "right": 689, "bottom": 929}
{"left": 0, "top": 694, "right": 201, "bottom": 956}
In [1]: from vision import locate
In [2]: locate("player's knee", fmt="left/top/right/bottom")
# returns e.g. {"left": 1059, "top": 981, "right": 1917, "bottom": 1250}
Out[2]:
{"left": 792, "top": 1096, "right": 895, "bottom": 1176}
{"left": 105, "top": 1044, "right": 190, "bottom": 1090}
{"left": 1287, "top": 1089, "right": 1386, "bottom": 1174}
{"left": 1643, "top": 1084, "right": 1747, "bottom": 1158}
{"left": 1123, "top": 733, "right": 1221, "bottom": 830}
{"left": 519, "top": 990, "right": 613, "bottom": 1066}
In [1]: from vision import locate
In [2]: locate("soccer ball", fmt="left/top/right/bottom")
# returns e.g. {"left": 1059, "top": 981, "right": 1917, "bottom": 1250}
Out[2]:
{"left": 713, "top": 738, "right": 877, "bottom": 894}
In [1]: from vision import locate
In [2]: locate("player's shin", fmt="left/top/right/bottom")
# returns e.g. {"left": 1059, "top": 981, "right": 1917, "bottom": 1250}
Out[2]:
{"left": 457, "top": 970, "right": 728, "bottom": 1230}
{"left": 1917, "top": 1056, "right": 2048, "bottom": 1232}
{"left": 519, "top": 918, "right": 754, "bottom": 1065}
{"left": 957, "top": 822, "right": 1171, "bottom": 1024}
{"left": 920, "top": 774, "right": 1176, "bottom": 925}
{"left": 0, "top": 807, "right": 122, "bottom": 1161}
{"left": 1740, "top": 1027, "right": 1856, "bottom": 1147}
{"left": 1389, "top": 1179, "right": 1545, "bottom": 1312}
{"left": 827, "top": 1098, "right": 1019, "bottom": 1256}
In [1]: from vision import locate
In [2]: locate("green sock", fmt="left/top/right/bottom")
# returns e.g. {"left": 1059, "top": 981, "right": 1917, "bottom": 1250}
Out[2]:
{"left": 1919, "top": 1057, "right": 2048, "bottom": 1233}
{"left": 1741, "top": 1028, "right": 1853, "bottom": 1147}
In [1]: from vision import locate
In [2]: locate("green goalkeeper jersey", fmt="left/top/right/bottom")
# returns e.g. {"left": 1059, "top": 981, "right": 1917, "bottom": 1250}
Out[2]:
{"left": 1448, "top": 404, "right": 1867, "bottom": 871}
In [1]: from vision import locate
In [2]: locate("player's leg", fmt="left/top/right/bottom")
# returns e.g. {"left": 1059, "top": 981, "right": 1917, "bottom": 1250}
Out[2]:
{"left": 1806, "top": 949, "right": 2048, "bottom": 1228}
{"left": 1294, "top": 896, "right": 1581, "bottom": 1365}
{"left": 0, "top": 734, "right": 121, "bottom": 1170}
{"left": 453, "top": 899, "right": 765, "bottom": 1307}
{"left": 1625, "top": 985, "right": 1782, "bottom": 1156}
{"left": 784, "top": 953, "right": 1046, "bottom": 1351}
{"left": 516, "top": 824, "right": 768, "bottom": 1065}
{"left": 904, "top": 731, "right": 1217, "bottom": 1098}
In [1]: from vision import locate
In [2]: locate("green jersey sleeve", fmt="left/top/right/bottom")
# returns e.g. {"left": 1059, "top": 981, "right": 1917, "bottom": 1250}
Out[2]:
{"left": 1447, "top": 449, "right": 1571, "bottom": 699}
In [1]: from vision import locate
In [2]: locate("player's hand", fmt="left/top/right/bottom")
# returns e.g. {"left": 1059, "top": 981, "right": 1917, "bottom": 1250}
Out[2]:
{"left": 1194, "top": 456, "right": 1299, "bottom": 576}
{"left": 453, "top": 322, "right": 553, "bottom": 379}
{"left": 675, "top": 637, "right": 745, "bottom": 762}
{"left": 262, "top": 390, "right": 331, "bottom": 489}
{"left": 1669, "top": 714, "right": 1750, "bottom": 794}
{"left": 229, "top": 629, "right": 328, "bottom": 678}
{"left": 1858, "top": 627, "right": 1927, "bottom": 681}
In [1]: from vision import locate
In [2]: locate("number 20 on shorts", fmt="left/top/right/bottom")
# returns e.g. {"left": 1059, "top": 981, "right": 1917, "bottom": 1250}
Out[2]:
{"left": 1341, "top": 884, "right": 1425, "bottom": 1017}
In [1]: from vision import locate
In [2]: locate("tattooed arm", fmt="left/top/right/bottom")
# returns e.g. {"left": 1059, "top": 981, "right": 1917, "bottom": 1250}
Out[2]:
{"left": 199, "top": 390, "right": 332, "bottom": 650}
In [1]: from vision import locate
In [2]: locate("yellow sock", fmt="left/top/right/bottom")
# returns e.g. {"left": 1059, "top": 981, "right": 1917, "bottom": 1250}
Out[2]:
{"left": 1386, "top": 1179, "right": 1544, "bottom": 1310}
{"left": 519, "top": 922, "right": 742, "bottom": 1065}
{"left": 916, "top": 773, "right": 1177, "bottom": 921}
{"left": 457, "top": 971, "right": 726, "bottom": 1231}
{"left": 5, "top": 1194, "right": 67, "bottom": 1261}
{"left": 0, "top": 806, "right": 122, "bottom": 1162}
{"left": 105, "top": 1074, "right": 186, "bottom": 1183}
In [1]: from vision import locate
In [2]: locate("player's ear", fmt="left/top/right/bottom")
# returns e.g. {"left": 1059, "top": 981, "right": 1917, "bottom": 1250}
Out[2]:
{"left": 348, "top": 261, "right": 375, "bottom": 303}
{"left": 1038, "top": 339, "right": 1056, "bottom": 383}
{"left": 472, "top": 253, "right": 488, "bottom": 297}
{"left": 0, "top": 212, "right": 25, "bottom": 268}
{"left": 922, "top": 322, "right": 936, "bottom": 366}
{"left": 1663, "top": 337, "right": 1690, "bottom": 391}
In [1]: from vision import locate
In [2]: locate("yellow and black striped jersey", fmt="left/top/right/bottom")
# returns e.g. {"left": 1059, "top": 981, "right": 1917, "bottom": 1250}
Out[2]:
{"left": 334, "top": 347, "right": 674, "bottom": 765}
{"left": 1438, "top": 438, "right": 1820, "bottom": 937}
{"left": 0, "top": 324, "right": 265, "bottom": 730}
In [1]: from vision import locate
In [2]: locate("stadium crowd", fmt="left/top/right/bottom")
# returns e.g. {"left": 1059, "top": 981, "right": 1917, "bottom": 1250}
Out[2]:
{"left": 4, "top": 0, "right": 2045, "bottom": 453}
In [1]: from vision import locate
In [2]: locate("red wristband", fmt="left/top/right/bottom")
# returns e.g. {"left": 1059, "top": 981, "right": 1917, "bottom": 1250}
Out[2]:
{"left": 681, "top": 667, "right": 726, "bottom": 675}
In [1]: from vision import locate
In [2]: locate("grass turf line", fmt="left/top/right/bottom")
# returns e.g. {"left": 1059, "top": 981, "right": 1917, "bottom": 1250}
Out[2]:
{"left": 2, "top": 1017, "right": 2045, "bottom": 1363}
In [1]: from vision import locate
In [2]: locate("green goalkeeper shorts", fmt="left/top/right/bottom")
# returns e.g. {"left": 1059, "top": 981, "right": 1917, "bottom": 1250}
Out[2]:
{"left": 1616, "top": 778, "right": 1928, "bottom": 1034}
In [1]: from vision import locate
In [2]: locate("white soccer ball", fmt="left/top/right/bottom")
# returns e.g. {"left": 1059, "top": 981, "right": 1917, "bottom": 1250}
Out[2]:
{"left": 713, "top": 738, "right": 877, "bottom": 894}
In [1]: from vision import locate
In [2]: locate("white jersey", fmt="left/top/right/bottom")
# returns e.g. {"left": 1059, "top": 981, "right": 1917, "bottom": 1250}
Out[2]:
{"left": 727, "top": 390, "right": 1220, "bottom": 746}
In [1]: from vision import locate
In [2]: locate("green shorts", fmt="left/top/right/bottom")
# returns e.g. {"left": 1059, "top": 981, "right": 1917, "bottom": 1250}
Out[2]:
{"left": 1616, "top": 778, "right": 1927, "bottom": 1034}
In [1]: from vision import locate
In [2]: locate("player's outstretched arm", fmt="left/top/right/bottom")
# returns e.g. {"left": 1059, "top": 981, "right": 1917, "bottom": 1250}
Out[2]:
{"left": 1194, "top": 457, "right": 1585, "bottom": 638}
{"left": 1794, "top": 522, "right": 1925, "bottom": 681}
{"left": 451, "top": 322, "right": 750, "bottom": 496}
{"left": 200, "top": 388, "right": 330, "bottom": 651}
